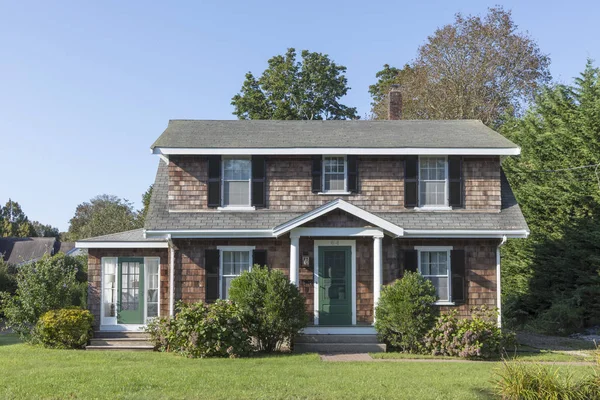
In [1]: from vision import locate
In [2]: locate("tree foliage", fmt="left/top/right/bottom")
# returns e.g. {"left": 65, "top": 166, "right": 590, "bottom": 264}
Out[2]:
{"left": 369, "top": 7, "right": 551, "bottom": 125}
{"left": 0, "top": 199, "right": 36, "bottom": 237}
{"left": 501, "top": 60, "right": 600, "bottom": 332}
{"left": 232, "top": 48, "right": 358, "bottom": 120}
{"left": 140, "top": 185, "right": 153, "bottom": 223}
{"left": 31, "top": 221, "right": 60, "bottom": 238}
{"left": 66, "top": 194, "right": 142, "bottom": 241}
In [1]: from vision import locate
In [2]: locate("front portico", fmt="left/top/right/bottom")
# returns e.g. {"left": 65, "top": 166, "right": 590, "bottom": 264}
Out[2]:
{"left": 276, "top": 199, "right": 404, "bottom": 331}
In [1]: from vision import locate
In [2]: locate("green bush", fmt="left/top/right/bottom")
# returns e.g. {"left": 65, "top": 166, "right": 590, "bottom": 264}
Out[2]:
{"left": 374, "top": 272, "right": 438, "bottom": 353}
{"left": 528, "top": 299, "right": 585, "bottom": 336}
{"left": 0, "top": 254, "right": 84, "bottom": 340}
{"left": 423, "top": 306, "right": 514, "bottom": 359}
{"left": 495, "top": 360, "right": 600, "bottom": 399}
{"left": 0, "top": 259, "right": 17, "bottom": 295}
{"left": 228, "top": 266, "right": 308, "bottom": 352}
{"left": 34, "top": 307, "right": 93, "bottom": 349}
{"left": 145, "top": 300, "right": 253, "bottom": 358}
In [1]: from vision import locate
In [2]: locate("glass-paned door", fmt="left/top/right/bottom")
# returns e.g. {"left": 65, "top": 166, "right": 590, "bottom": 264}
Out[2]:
{"left": 146, "top": 258, "right": 159, "bottom": 319}
{"left": 318, "top": 246, "right": 352, "bottom": 326}
{"left": 118, "top": 258, "right": 144, "bottom": 324}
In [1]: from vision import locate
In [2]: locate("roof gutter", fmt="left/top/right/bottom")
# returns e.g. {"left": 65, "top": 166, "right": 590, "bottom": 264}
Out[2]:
{"left": 402, "top": 229, "right": 529, "bottom": 238}
{"left": 152, "top": 147, "right": 521, "bottom": 156}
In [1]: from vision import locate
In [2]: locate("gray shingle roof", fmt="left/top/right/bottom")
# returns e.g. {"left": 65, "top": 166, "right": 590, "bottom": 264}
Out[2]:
{"left": 0, "top": 237, "right": 58, "bottom": 265}
{"left": 151, "top": 120, "right": 519, "bottom": 150}
{"left": 76, "top": 228, "right": 166, "bottom": 242}
{"left": 144, "top": 160, "right": 528, "bottom": 233}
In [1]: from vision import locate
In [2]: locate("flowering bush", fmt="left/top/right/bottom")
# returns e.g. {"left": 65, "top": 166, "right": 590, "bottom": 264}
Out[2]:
{"left": 34, "top": 307, "right": 93, "bottom": 349}
{"left": 423, "top": 306, "right": 514, "bottom": 359}
{"left": 374, "top": 272, "right": 438, "bottom": 353}
{"left": 145, "top": 300, "right": 253, "bottom": 358}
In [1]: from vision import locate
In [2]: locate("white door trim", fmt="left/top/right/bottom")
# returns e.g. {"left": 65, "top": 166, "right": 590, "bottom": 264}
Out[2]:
{"left": 313, "top": 240, "right": 356, "bottom": 326}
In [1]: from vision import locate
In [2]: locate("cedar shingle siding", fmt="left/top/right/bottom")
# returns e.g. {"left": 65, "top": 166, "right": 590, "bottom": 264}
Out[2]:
{"left": 167, "top": 155, "right": 501, "bottom": 211}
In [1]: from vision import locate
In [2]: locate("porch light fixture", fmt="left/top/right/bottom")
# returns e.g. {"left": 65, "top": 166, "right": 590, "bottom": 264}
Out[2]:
{"left": 302, "top": 253, "right": 310, "bottom": 267}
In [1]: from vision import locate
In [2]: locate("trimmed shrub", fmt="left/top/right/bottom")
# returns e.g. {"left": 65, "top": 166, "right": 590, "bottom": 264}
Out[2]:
{"left": 0, "top": 254, "right": 84, "bottom": 340}
{"left": 228, "top": 266, "right": 308, "bottom": 352}
{"left": 34, "top": 308, "right": 93, "bottom": 349}
{"left": 423, "top": 306, "right": 514, "bottom": 359}
{"left": 529, "top": 299, "right": 585, "bottom": 336}
{"left": 374, "top": 272, "right": 438, "bottom": 353}
{"left": 145, "top": 300, "right": 253, "bottom": 358}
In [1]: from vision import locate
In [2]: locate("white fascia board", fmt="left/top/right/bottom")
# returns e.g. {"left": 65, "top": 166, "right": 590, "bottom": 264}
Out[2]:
{"left": 153, "top": 147, "right": 521, "bottom": 156}
{"left": 75, "top": 242, "right": 169, "bottom": 249}
{"left": 145, "top": 229, "right": 274, "bottom": 238}
{"left": 273, "top": 199, "right": 404, "bottom": 237}
{"left": 290, "top": 227, "right": 385, "bottom": 238}
{"left": 403, "top": 229, "right": 529, "bottom": 238}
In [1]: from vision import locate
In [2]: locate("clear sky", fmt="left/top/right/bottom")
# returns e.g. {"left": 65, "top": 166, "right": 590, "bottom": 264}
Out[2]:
{"left": 1, "top": 0, "right": 598, "bottom": 232}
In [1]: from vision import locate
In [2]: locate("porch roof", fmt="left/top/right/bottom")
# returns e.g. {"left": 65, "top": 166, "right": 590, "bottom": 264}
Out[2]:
{"left": 75, "top": 229, "right": 168, "bottom": 249}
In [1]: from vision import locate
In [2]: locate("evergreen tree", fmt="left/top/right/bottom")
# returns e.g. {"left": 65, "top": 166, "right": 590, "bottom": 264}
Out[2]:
{"left": 0, "top": 199, "right": 36, "bottom": 237}
{"left": 501, "top": 60, "right": 600, "bottom": 333}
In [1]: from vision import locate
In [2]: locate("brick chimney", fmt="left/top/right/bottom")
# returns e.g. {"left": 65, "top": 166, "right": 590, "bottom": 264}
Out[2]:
{"left": 388, "top": 84, "right": 402, "bottom": 120}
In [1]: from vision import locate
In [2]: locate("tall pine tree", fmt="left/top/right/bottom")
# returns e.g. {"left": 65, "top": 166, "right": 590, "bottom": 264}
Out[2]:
{"left": 501, "top": 60, "right": 600, "bottom": 333}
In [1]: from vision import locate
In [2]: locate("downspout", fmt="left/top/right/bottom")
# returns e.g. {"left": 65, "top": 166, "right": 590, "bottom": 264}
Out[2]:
{"left": 168, "top": 235, "right": 175, "bottom": 317}
{"left": 496, "top": 235, "right": 507, "bottom": 327}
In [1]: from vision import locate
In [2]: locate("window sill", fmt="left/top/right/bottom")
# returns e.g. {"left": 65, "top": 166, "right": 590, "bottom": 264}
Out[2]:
{"left": 415, "top": 206, "right": 453, "bottom": 211}
{"left": 434, "top": 301, "right": 456, "bottom": 306}
{"left": 317, "top": 191, "right": 352, "bottom": 196}
{"left": 217, "top": 206, "right": 256, "bottom": 211}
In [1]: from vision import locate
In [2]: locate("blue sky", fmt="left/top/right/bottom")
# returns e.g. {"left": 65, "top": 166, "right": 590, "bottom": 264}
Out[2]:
{"left": 1, "top": 0, "right": 598, "bottom": 232}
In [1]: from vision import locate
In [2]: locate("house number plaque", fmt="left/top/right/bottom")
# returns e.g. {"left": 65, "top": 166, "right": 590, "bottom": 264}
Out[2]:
{"left": 330, "top": 240, "right": 339, "bottom": 245}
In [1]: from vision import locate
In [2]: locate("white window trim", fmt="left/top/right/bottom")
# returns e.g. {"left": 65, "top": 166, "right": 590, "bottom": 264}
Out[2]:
{"left": 321, "top": 155, "right": 348, "bottom": 194}
{"left": 415, "top": 246, "right": 454, "bottom": 305}
{"left": 313, "top": 240, "right": 357, "bottom": 326}
{"left": 144, "top": 257, "right": 161, "bottom": 322}
{"left": 220, "top": 156, "right": 252, "bottom": 208}
{"left": 217, "top": 246, "right": 255, "bottom": 299}
{"left": 416, "top": 155, "right": 450, "bottom": 210}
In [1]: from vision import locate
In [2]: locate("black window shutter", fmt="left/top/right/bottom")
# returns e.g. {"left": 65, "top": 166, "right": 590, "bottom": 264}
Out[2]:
{"left": 311, "top": 156, "right": 322, "bottom": 193}
{"left": 205, "top": 249, "right": 220, "bottom": 302}
{"left": 251, "top": 156, "right": 266, "bottom": 208}
{"left": 451, "top": 249, "right": 466, "bottom": 303}
{"left": 404, "top": 250, "right": 418, "bottom": 274}
{"left": 347, "top": 155, "right": 358, "bottom": 193}
{"left": 404, "top": 156, "right": 418, "bottom": 207}
{"left": 253, "top": 249, "right": 268, "bottom": 269}
{"left": 207, "top": 156, "right": 221, "bottom": 208}
{"left": 448, "top": 156, "right": 463, "bottom": 208}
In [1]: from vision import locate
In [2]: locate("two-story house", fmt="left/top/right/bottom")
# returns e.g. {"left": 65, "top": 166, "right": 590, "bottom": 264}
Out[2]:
{"left": 77, "top": 97, "right": 528, "bottom": 343}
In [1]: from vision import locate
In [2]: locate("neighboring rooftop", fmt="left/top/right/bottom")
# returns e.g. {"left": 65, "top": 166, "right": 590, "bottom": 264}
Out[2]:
{"left": 0, "top": 237, "right": 79, "bottom": 266}
{"left": 151, "top": 120, "right": 519, "bottom": 151}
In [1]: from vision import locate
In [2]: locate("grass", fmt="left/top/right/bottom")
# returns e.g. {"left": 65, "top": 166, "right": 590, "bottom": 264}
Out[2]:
{"left": 372, "top": 350, "right": 595, "bottom": 363}
{"left": 0, "top": 335, "right": 593, "bottom": 400}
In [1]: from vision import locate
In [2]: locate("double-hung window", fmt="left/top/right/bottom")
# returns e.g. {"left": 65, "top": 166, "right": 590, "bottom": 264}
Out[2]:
{"left": 323, "top": 156, "right": 347, "bottom": 193}
{"left": 418, "top": 156, "right": 448, "bottom": 208}
{"left": 416, "top": 247, "right": 452, "bottom": 303}
{"left": 219, "top": 247, "right": 253, "bottom": 299}
{"left": 222, "top": 158, "right": 251, "bottom": 207}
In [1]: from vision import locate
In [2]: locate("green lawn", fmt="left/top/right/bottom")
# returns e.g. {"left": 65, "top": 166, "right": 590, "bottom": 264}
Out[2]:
{"left": 0, "top": 335, "right": 593, "bottom": 400}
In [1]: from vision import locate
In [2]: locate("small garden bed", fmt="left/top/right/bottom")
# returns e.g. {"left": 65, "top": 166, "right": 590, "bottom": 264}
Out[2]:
{"left": 371, "top": 350, "right": 595, "bottom": 363}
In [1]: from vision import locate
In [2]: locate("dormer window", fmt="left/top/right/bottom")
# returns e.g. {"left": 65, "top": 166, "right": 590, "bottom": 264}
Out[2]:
{"left": 323, "top": 156, "right": 347, "bottom": 193}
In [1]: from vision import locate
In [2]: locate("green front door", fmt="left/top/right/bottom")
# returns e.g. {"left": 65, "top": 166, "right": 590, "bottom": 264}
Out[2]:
{"left": 117, "top": 258, "right": 144, "bottom": 324}
{"left": 318, "top": 246, "right": 352, "bottom": 326}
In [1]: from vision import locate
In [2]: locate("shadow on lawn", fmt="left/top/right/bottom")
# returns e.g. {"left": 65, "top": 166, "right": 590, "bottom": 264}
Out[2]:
{"left": 0, "top": 333, "right": 21, "bottom": 346}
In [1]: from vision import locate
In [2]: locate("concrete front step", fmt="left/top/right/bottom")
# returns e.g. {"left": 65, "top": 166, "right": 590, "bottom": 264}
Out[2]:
{"left": 86, "top": 345, "right": 155, "bottom": 351}
{"left": 93, "top": 331, "right": 149, "bottom": 339}
{"left": 89, "top": 338, "right": 153, "bottom": 347}
{"left": 296, "top": 334, "right": 380, "bottom": 344}
{"left": 294, "top": 342, "right": 386, "bottom": 353}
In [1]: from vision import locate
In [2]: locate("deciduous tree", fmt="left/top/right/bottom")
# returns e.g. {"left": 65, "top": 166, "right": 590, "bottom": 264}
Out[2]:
{"left": 232, "top": 48, "right": 358, "bottom": 120}
{"left": 369, "top": 7, "right": 551, "bottom": 125}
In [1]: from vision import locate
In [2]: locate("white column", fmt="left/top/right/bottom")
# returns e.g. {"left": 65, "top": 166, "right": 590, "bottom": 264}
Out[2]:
{"left": 290, "top": 235, "right": 300, "bottom": 286}
{"left": 496, "top": 236, "right": 507, "bottom": 327}
{"left": 373, "top": 235, "right": 383, "bottom": 320}
{"left": 169, "top": 242, "right": 175, "bottom": 317}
